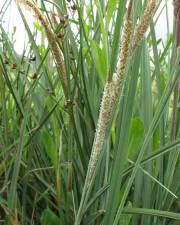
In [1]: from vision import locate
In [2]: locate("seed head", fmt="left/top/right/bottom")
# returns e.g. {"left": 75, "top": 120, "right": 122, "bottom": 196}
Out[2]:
{"left": 112, "top": 0, "right": 132, "bottom": 101}
{"left": 16, "top": 0, "right": 68, "bottom": 92}
{"left": 173, "top": 0, "right": 180, "bottom": 46}
{"left": 132, "top": 0, "right": 157, "bottom": 49}
{"left": 173, "top": 0, "right": 180, "bottom": 18}
{"left": 87, "top": 81, "right": 113, "bottom": 181}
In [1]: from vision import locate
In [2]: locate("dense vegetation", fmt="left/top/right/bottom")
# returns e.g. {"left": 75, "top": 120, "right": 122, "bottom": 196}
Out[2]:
{"left": 0, "top": 0, "right": 179, "bottom": 224}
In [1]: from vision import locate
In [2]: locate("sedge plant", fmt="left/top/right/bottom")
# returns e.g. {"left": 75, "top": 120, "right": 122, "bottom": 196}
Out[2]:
{"left": 0, "top": 0, "right": 179, "bottom": 225}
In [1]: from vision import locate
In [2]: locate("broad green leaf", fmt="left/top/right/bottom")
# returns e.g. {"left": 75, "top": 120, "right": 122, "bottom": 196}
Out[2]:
{"left": 40, "top": 209, "right": 62, "bottom": 225}
{"left": 119, "top": 202, "right": 132, "bottom": 225}
{"left": 106, "top": 0, "right": 116, "bottom": 25}
{"left": 90, "top": 40, "right": 107, "bottom": 82}
{"left": 128, "top": 117, "right": 144, "bottom": 160}
{"left": 42, "top": 131, "right": 57, "bottom": 168}
{"left": 94, "top": 0, "right": 108, "bottom": 78}
{"left": 153, "top": 127, "right": 160, "bottom": 150}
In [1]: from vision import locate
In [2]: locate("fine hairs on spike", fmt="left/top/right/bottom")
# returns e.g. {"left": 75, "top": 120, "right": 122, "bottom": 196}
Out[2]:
{"left": 112, "top": 0, "right": 132, "bottom": 102}
{"left": 16, "top": 0, "right": 67, "bottom": 92}
{"left": 87, "top": 81, "right": 113, "bottom": 182}
{"left": 86, "top": 0, "right": 159, "bottom": 184}
{"left": 86, "top": 0, "right": 133, "bottom": 183}
{"left": 131, "top": 0, "right": 157, "bottom": 49}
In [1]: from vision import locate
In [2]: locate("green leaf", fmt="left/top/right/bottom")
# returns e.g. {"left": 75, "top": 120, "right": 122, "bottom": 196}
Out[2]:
{"left": 42, "top": 131, "right": 57, "bottom": 168}
{"left": 119, "top": 202, "right": 132, "bottom": 225}
{"left": 123, "top": 207, "right": 180, "bottom": 221}
{"left": 128, "top": 117, "right": 144, "bottom": 160}
{"left": 41, "top": 209, "right": 62, "bottom": 225}
{"left": 90, "top": 40, "right": 107, "bottom": 82}
{"left": 33, "top": 21, "right": 43, "bottom": 32}
{"left": 94, "top": 0, "right": 108, "bottom": 77}
{"left": 106, "top": 0, "right": 116, "bottom": 25}
{"left": 153, "top": 127, "right": 160, "bottom": 150}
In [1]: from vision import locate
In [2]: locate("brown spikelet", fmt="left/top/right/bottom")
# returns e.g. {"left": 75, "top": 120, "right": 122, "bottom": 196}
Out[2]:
{"left": 67, "top": 161, "right": 73, "bottom": 192}
{"left": 173, "top": 0, "right": 180, "bottom": 46}
{"left": 16, "top": 0, "right": 67, "bottom": 92}
{"left": 173, "top": 0, "right": 180, "bottom": 18}
{"left": 12, "top": 213, "right": 20, "bottom": 225}
{"left": 171, "top": 0, "right": 180, "bottom": 140}
{"left": 132, "top": 0, "right": 157, "bottom": 49}
{"left": 51, "top": 13, "right": 59, "bottom": 29}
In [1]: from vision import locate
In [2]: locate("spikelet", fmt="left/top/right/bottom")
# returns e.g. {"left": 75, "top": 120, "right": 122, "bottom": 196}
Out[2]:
{"left": 112, "top": 0, "right": 132, "bottom": 101}
{"left": 173, "top": 0, "right": 180, "bottom": 47}
{"left": 16, "top": 0, "right": 67, "bottom": 91}
{"left": 87, "top": 81, "right": 113, "bottom": 181}
{"left": 131, "top": 0, "right": 157, "bottom": 49}
{"left": 51, "top": 13, "right": 59, "bottom": 29}
{"left": 86, "top": 0, "right": 133, "bottom": 183}
{"left": 173, "top": 0, "right": 180, "bottom": 18}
